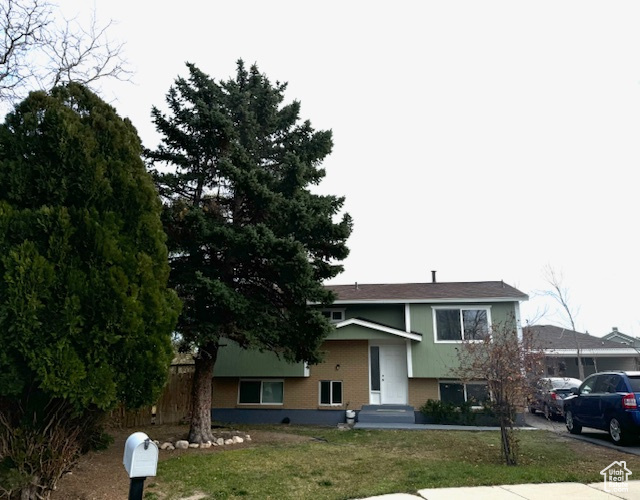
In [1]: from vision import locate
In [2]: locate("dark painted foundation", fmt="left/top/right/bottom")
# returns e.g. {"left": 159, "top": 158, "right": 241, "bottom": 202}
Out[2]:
{"left": 212, "top": 409, "right": 526, "bottom": 427}
{"left": 212, "top": 408, "right": 349, "bottom": 426}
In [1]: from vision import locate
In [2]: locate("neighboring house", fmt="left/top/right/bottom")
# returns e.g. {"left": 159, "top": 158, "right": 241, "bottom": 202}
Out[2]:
{"left": 603, "top": 327, "right": 640, "bottom": 348}
{"left": 210, "top": 279, "right": 528, "bottom": 425}
{"left": 525, "top": 325, "right": 640, "bottom": 379}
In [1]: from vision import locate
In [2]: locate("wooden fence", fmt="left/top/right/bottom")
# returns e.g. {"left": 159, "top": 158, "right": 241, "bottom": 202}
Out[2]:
{"left": 109, "top": 364, "right": 194, "bottom": 428}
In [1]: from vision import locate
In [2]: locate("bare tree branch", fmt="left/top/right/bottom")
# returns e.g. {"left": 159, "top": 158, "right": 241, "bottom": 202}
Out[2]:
{"left": 0, "top": 0, "right": 131, "bottom": 104}
{"left": 0, "top": 0, "right": 51, "bottom": 98}
{"left": 522, "top": 303, "right": 549, "bottom": 327}
{"left": 45, "top": 10, "right": 132, "bottom": 89}
{"left": 542, "top": 265, "right": 579, "bottom": 331}
{"left": 541, "top": 264, "right": 585, "bottom": 379}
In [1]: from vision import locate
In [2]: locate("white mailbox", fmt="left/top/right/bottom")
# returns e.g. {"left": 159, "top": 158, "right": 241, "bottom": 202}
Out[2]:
{"left": 123, "top": 432, "right": 158, "bottom": 478}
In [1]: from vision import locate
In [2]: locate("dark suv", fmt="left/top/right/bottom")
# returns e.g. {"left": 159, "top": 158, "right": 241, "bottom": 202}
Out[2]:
{"left": 529, "top": 377, "right": 582, "bottom": 419}
{"left": 563, "top": 371, "right": 640, "bottom": 445}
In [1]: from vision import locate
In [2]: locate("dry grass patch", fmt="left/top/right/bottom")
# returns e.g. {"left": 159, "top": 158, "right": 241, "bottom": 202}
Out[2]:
{"left": 52, "top": 424, "right": 640, "bottom": 500}
{"left": 143, "top": 426, "right": 640, "bottom": 499}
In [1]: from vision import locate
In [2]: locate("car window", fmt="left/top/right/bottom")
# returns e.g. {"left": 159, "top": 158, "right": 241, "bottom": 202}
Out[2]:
{"left": 593, "top": 375, "right": 610, "bottom": 393}
{"left": 627, "top": 376, "right": 640, "bottom": 392}
{"left": 603, "top": 375, "right": 622, "bottom": 393}
{"left": 551, "top": 378, "right": 581, "bottom": 389}
{"left": 615, "top": 376, "right": 628, "bottom": 392}
{"left": 580, "top": 375, "right": 598, "bottom": 395}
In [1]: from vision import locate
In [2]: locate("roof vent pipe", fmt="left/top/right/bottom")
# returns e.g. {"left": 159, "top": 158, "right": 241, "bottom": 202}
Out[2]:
{"left": 431, "top": 270, "right": 436, "bottom": 283}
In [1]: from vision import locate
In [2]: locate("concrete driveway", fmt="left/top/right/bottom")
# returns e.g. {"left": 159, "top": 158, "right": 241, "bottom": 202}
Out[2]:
{"left": 525, "top": 411, "right": 640, "bottom": 457}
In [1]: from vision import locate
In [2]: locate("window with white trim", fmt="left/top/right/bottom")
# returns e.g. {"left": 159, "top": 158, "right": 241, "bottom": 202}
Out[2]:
{"left": 321, "top": 309, "right": 345, "bottom": 323}
{"left": 238, "top": 380, "right": 284, "bottom": 404}
{"left": 439, "top": 381, "right": 489, "bottom": 407}
{"left": 319, "top": 380, "right": 343, "bottom": 405}
{"left": 434, "top": 307, "right": 490, "bottom": 341}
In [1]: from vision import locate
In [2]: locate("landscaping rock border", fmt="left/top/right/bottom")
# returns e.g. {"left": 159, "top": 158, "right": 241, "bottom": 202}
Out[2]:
{"left": 155, "top": 431, "right": 251, "bottom": 451}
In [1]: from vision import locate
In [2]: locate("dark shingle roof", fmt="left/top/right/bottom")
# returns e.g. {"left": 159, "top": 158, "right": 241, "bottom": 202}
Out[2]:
{"left": 324, "top": 281, "right": 527, "bottom": 302}
{"left": 525, "top": 325, "right": 631, "bottom": 350}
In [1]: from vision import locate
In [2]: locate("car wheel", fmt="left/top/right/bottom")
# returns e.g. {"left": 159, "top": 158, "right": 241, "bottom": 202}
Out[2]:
{"left": 565, "top": 410, "right": 582, "bottom": 434}
{"left": 609, "top": 418, "right": 628, "bottom": 445}
{"left": 529, "top": 406, "right": 537, "bottom": 415}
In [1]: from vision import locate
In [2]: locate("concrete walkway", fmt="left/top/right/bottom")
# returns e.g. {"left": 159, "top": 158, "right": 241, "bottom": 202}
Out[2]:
{"left": 354, "top": 422, "right": 536, "bottom": 431}
{"left": 359, "top": 480, "right": 640, "bottom": 499}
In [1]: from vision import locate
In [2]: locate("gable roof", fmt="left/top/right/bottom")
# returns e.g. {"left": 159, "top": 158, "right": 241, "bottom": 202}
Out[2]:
{"left": 325, "top": 281, "right": 527, "bottom": 303}
{"left": 526, "top": 324, "right": 640, "bottom": 356}
{"left": 603, "top": 330, "right": 639, "bottom": 344}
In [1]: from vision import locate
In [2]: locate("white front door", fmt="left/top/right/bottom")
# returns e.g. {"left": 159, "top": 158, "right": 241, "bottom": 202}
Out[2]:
{"left": 379, "top": 344, "right": 408, "bottom": 405}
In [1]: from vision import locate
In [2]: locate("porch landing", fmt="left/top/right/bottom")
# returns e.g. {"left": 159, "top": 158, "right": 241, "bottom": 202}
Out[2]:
{"left": 356, "top": 405, "right": 416, "bottom": 425}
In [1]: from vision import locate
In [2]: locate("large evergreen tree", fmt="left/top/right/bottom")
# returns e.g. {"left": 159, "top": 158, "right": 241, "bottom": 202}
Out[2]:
{"left": 148, "top": 61, "right": 352, "bottom": 443}
{"left": 0, "top": 84, "right": 180, "bottom": 499}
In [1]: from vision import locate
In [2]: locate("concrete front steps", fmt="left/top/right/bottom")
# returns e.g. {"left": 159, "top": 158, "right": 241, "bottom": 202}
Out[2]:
{"left": 355, "top": 405, "right": 416, "bottom": 425}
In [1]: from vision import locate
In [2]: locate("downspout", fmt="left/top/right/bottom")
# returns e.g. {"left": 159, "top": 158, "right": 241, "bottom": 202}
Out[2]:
{"left": 514, "top": 303, "right": 523, "bottom": 342}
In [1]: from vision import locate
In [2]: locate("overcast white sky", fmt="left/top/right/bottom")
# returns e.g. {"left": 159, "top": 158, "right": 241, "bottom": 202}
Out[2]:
{"left": 54, "top": 0, "right": 640, "bottom": 337}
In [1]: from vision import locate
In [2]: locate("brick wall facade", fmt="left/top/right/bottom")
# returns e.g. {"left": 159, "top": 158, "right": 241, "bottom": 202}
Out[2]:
{"left": 408, "top": 378, "right": 439, "bottom": 408}
{"left": 212, "top": 340, "right": 371, "bottom": 410}
{"left": 211, "top": 340, "right": 443, "bottom": 411}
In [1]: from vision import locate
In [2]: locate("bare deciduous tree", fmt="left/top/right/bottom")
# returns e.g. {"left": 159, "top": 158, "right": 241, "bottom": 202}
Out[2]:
{"left": 1, "top": 0, "right": 130, "bottom": 103}
{"left": 542, "top": 264, "right": 585, "bottom": 379}
{"left": 453, "top": 320, "right": 544, "bottom": 465}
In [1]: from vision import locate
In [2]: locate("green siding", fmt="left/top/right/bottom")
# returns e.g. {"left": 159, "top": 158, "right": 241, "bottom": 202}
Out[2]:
{"left": 409, "top": 302, "right": 520, "bottom": 378}
{"left": 213, "top": 301, "right": 522, "bottom": 379}
{"left": 325, "top": 324, "right": 399, "bottom": 341}
{"left": 344, "top": 304, "right": 405, "bottom": 330}
{"left": 214, "top": 340, "right": 306, "bottom": 377}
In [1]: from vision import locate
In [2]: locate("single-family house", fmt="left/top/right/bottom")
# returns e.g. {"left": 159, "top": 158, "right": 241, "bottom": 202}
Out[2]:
{"left": 210, "top": 278, "right": 528, "bottom": 425}
{"left": 525, "top": 324, "right": 640, "bottom": 379}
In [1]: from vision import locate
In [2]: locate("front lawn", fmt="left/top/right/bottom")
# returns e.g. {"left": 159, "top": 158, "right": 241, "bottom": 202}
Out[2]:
{"left": 146, "top": 426, "right": 640, "bottom": 499}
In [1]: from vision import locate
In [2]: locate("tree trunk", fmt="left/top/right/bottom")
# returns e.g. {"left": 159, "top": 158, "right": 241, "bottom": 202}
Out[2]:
{"left": 575, "top": 335, "right": 585, "bottom": 380}
{"left": 500, "top": 423, "right": 517, "bottom": 466}
{"left": 188, "top": 342, "right": 219, "bottom": 443}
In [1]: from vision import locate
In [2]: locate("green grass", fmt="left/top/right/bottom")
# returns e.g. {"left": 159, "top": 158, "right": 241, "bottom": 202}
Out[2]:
{"left": 147, "top": 427, "right": 640, "bottom": 500}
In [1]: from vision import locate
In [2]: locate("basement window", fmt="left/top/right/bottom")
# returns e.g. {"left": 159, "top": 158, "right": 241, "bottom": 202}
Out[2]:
{"left": 439, "top": 381, "right": 489, "bottom": 407}
{"left": 238, "top": 380, "right": 284, "bottom": 405}
{"left": 319, "top": 380, "right": 343, "bottom": 405}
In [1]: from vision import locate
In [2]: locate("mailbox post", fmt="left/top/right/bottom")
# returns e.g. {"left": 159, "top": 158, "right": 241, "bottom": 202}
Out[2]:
{"left": 123, "top": 432, "right": 158, "bottom": 500}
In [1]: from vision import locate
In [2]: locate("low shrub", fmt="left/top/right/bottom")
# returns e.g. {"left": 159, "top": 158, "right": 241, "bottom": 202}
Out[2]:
{"left": 419, "top": 399, "right": 493, "bottom": 425}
